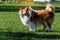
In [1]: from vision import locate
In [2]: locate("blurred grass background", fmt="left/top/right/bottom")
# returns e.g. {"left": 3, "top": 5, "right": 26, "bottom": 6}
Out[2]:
{"left": 0, "top": 0, "right": 60, "bottom": 40}
{"left": 0, "top": 0, "right": 60, "bottom": 7}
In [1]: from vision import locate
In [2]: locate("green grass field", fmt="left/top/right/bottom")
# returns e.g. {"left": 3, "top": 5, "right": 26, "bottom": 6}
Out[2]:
{"left": 0, "top": 12, "right": 60, "bottom": 40}
{"left": 0, "top": 2, "right": 60, "bottom": 7}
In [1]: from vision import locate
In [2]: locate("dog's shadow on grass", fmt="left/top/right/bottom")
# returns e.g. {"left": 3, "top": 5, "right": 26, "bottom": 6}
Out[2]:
{"left": 37, "top": 30, "right": 60, "bottom": 32}
{"left": 0, "top": 31, "right": 60, "bottom": 39}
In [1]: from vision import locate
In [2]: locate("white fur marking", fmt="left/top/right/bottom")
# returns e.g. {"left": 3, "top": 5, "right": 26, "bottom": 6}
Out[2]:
{"left": 19, "top": 10, "right": 30, "bottom": 26}
{"left": 29, "top": 22, "right": 35, "bottom": 31}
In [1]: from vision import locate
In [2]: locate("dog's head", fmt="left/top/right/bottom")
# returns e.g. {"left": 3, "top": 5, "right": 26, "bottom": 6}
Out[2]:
{"left": 19, "top": 6, "right": 33, "bottom": 25}
{"left": 20, "top": 6, "right": 32, "bottom": 18}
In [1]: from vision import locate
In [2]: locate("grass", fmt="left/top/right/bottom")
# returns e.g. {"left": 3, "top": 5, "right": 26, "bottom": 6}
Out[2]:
{"left": 0, "top": 12, "right": 60, "bottom": 40}
{"left": 0, "top": 2, "right": 60, "bottom": 7}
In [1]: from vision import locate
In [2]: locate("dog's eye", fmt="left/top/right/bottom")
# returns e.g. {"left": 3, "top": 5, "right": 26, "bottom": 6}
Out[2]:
{"left": 23, "top": 13, "right": 29, "bottom": 16}
{"left": 24, "top": 13, "right": 26, "bottom": 15}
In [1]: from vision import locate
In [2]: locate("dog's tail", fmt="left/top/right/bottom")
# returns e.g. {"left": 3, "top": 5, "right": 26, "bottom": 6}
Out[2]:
{"left": 45, "top": 3, "right": 55, "bottom": 13}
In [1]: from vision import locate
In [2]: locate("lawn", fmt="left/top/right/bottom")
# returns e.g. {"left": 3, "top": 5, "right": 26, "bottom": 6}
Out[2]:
{"left": 0, "top": 12, "right": 60, "bottom": 40}
{"left": 0, "top": 1, "right": 60, "bottom": 7}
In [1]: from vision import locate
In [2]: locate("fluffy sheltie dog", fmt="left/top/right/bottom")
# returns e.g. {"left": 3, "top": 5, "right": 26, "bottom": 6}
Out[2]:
{"left": 19, "top": 4, "right": 55, "bottom": 32}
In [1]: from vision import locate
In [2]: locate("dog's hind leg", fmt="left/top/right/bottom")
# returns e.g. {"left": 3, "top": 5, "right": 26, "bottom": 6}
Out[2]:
{"left": 42, "top": 21, "right": 47, "bottom": 31}
{"left": 47, "top": 18, "right": 53, "bottom": 32}
{"left": 47, "top": 22, "right": 51, "bottom": 32}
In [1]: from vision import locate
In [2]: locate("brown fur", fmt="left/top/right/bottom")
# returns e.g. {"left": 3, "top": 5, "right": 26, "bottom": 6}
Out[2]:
{"left": 30, "top": 8, "right": 54, "bottom": 31}
{"left": 30, "top": 9, "right": 54, "bottom": 27}
{"left": 20, "top": 6, "right": 30, "bottom": 18}
{"left": 20, "top": 5, "right": 55, "bottom": 31}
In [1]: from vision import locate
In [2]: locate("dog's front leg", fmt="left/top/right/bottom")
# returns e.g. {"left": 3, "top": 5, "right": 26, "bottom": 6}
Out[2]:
{"left": 29, "top": 22, "right": 35, "bottom": 31}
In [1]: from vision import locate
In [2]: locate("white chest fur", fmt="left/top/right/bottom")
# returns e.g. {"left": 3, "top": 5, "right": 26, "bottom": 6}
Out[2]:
{"left": 19, "top": 10, "right": 30, "bottom": 26}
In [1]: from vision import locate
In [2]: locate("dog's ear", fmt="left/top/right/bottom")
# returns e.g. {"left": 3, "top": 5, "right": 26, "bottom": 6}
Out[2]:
{"left": 26, "top": 7, "right": 30, "bottom": 13}
{"left": 21, "top": 6, "right": 28, "bottom": 9}
{"left": 26, "top": 7, "right": 29, "bottom": 11}
{"left": 25, "top": 7, "right": 30, "bottom": 16}
{"left": 20, "top": 6, "right": 24, "bottom": 10}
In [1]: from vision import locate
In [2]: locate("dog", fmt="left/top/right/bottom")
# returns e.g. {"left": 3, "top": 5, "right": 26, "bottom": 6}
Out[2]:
{"left": 19, "top": 4, "right": 55, "bottom": 32}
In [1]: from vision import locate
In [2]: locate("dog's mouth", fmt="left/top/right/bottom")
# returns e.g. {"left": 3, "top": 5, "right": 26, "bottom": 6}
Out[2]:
{"left": 21, "top": 15, "right": 30, "bottom": 25}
